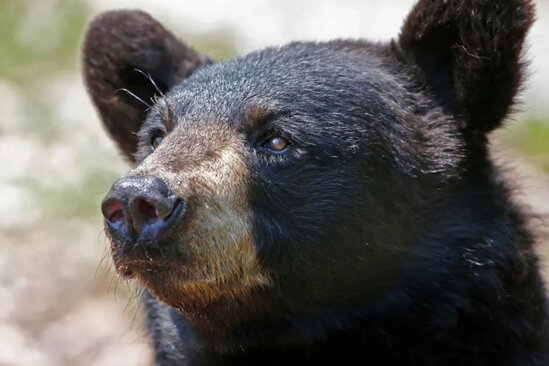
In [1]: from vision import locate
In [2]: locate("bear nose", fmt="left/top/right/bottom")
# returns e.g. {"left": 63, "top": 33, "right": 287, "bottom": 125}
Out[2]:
{"left": 101, "top": 176, "right": 183, "bottom": 242}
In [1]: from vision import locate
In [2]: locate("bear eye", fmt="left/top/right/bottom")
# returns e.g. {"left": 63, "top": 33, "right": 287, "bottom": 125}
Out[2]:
{"left": 151, "top": 133, "right": 164, "bottom": 150}
{"left": 266, "top": 136, "right": 289, "bottom": 153}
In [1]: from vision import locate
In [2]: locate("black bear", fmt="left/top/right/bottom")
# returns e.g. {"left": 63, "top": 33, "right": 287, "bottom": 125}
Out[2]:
{"left": 82, "top": 0, "right": 549, "bottom": 364}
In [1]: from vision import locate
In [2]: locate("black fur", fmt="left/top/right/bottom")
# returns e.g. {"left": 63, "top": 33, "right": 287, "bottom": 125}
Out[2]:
{"left": 82, "top": 1, "right": 549, "bottom": 364}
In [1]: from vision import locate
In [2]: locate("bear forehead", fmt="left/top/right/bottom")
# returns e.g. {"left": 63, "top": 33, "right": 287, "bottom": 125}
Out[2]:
{"left": 164, "top": 41, "right": 404, "bottom": 119}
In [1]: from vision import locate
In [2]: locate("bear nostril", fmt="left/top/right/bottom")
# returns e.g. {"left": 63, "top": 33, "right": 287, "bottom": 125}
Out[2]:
{"left": 138, "top": 199, "right": 158, "bottom": 219}
{"left": 103, "top": 199, "right": 125, "bottom": 223}
{"left": 109, "top": 208, "right": 125, "bottom": 223}
{"left": 135, "top": 198, "right": 176, "bottom": 220}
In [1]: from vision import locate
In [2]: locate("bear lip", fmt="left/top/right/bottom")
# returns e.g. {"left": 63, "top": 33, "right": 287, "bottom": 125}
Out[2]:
{"left": 114, "top": 256, "right": 185, "bottom": 279}
{"left": 109, "top": 234, "right": 189, "bottom": 279}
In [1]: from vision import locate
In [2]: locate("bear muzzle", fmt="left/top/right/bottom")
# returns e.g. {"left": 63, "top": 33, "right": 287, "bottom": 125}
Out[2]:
{"left": 101, "top": 175, "right": 185, "bottom": 245}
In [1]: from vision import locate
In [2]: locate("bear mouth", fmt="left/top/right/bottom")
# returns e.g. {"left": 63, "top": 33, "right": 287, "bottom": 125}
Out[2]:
{"left": 109, "top": 235, "right": 189, "bottom": 279}
{"left": 113, "top": 257, "right": 182, "bottom": 278}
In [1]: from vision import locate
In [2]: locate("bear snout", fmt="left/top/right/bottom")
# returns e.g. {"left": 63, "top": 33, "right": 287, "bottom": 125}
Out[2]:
{"left": 101, "top": 175, "right": 184, "bottom": 244}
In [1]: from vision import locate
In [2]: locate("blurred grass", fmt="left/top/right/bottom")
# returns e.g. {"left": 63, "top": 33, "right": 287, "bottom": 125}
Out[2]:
{"left": 0, "top": 0, "right": 236, "bottom": 82}
{"left": 24, "top": 170, "right": 120, "bottom": 219}
{"left": 0, "top": 0, "right": 89, "bottom": 83}
{"left": 508, "top": 116, "right": 549, "bottom": 172}
{"left": 178, "top": 30, "right": 237, "bottom": 61}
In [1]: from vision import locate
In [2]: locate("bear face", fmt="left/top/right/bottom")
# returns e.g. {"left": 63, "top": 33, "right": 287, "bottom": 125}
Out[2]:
{"left": 83, "top": 0, "right": 548, "bottom": 363}
{"left": 102, "top": 39, "right": 450, "bottom": 335}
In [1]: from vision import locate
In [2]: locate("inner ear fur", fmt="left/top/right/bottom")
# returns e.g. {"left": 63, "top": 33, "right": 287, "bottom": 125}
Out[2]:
{"left": 399, "top": 0, "right": 535, "bottom": 134}
{"left": 82, "top": 10, "right": 211, "bottom": 161}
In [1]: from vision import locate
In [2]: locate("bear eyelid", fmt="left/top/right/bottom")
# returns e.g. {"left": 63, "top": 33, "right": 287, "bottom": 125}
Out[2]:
{"left": 242, "top": 104, "right": 293, "bottom": 133}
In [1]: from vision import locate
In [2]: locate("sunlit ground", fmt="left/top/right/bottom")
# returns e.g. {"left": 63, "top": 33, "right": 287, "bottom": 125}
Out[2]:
{"left": 0, "top": 0, "right": 548, "bottom": 364}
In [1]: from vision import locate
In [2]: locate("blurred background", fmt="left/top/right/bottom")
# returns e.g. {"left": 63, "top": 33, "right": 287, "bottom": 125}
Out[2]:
{"left": 0, "top": 0, "right": 548, "bottom": 364}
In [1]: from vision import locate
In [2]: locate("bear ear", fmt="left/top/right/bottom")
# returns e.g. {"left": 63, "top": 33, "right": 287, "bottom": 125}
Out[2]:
{"left": 399, "top": 0, "right": 534, "bottom": 134}
{"left": 82, "top": 10, "right": 211, "bottom": 161}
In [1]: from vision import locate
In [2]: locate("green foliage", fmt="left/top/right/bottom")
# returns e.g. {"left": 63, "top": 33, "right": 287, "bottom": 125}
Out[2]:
{"left": 0, "top": 0, "right": 89, "bottom": 82}
{"left": 0, "top": 0, "right": 236, "bottom": 83}
{"left": 506, "top": 117, "right": 549, "bottom": 171}
{"left": 516, "top": 118, "right": 549, "bottom": 155}
{"left": 178, "top": 29, "right": 237, "bottom": 61}
{"left": 25, "top": 169, "right": 121, "bottom": 219}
